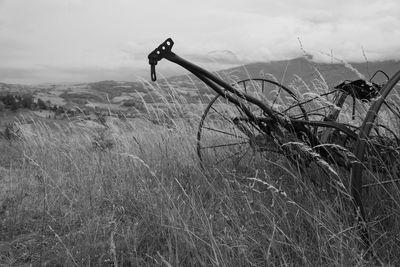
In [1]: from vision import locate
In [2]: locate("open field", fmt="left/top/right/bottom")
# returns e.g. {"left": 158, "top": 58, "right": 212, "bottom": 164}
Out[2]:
{"left": 1, "top": 62, "right": 400, "bottom": 266}
{"left": 0, "top": 116, "right": 360, "bottom": 266}
{"left": 1, "top": 115, "right": 399, "bottom": 266}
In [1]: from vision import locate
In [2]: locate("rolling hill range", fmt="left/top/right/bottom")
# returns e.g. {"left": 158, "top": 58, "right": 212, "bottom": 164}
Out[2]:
{"left": 226, "top": 58, "right": 400, "bottom": 87}
{"left": 169, "top": 57, "right": 400, "bottom": 88}
{"left": 1, "top": 58, "right": 399, "bottom": 111}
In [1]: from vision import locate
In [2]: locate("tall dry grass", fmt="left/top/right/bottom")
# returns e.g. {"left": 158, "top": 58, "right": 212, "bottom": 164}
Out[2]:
{"left": 0, "top": 70, "right": 399, "bottom": 266}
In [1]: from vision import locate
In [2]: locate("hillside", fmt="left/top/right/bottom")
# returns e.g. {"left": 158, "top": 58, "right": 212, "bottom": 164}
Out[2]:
{"left": 1, "top": 58, "right": 399, "bottom": 112}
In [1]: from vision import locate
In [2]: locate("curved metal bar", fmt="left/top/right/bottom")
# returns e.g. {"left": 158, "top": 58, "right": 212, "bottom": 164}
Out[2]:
{"left": 369, "top": 70, "right": 390, "bottom": 82}
{"left": 164, "top": 52, "right": 287, "bottom": 126}
{"left": 350, "top": 69, "right": 400, "bottom": 249}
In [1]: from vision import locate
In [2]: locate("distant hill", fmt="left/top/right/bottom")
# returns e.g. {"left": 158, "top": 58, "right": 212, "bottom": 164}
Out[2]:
{"left": 1, "top": 58, "right": 399, "bottom": 110}
{"left": 0, "top": 82, "right": 32, "bottom": 92}
{"left": 168, "top": 57, "right": 400, "bottom": 89}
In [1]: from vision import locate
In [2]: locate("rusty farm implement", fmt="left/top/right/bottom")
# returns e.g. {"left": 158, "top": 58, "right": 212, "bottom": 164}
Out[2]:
{"left": 148, "top": 38, "right": 400, "bottom": 252}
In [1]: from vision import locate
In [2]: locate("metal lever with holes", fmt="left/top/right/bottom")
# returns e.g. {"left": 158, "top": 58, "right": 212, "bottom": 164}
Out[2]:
{"left": 148, "top": 38, "right": 174, "bottom": 81}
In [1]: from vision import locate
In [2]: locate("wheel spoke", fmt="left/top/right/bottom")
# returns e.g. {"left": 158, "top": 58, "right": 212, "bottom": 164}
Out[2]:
{"left": 210, "top": 106, "right": 234, "bottom": 124}
{"left": 200, "top": 141, "right": 249, "bottom": 150}
{"left": 214, "top": 146, "right": 250, "bottom": 166}
{"left": 249, "top": 120, "right": 263, "bottom": 135}
{"left": 234, "top": 102, "right": 262, "bottom": 136}
{"left": 235, "top": 104, "right": 245, "bottom": 118}
{"left": 234, "top": 146, "right": 252, "bottom": 165}
{"left": 202, "top": 126, "right": 248, "bottom": 140}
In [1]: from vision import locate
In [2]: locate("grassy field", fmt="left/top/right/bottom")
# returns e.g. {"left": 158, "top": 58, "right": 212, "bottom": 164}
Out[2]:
{"left": 1, "top": 77, "right": 400, "bottom": 266}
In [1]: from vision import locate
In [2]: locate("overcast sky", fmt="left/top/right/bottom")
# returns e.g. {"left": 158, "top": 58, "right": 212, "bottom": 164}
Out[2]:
{"left": 1, "top": 0, "right": 399, "bottom": 84}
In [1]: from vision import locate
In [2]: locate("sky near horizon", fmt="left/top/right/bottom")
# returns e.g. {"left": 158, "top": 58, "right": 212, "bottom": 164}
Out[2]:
{"left": 0, "top": 0, "right": 399, "bottom": 84}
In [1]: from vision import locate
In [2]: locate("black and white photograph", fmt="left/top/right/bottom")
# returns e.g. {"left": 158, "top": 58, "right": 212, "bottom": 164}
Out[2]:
{"left": 1, "top": 0, "right": 400, "bottom": 266}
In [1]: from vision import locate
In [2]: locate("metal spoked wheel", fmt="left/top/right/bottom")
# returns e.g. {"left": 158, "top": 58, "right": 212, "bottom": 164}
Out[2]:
{"left": 196, "top": 78, "right": 308, "bottom": 171}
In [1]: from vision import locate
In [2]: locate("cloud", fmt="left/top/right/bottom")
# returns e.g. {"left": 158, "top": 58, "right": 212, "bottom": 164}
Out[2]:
{"left": 0, "top": 0, "right": 399, "bottom": 83}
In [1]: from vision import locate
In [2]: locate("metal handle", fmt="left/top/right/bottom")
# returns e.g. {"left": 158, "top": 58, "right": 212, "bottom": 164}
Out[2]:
{"left": 148, "top": 38, "right": 174, "bottom": 81}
